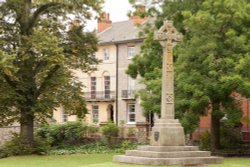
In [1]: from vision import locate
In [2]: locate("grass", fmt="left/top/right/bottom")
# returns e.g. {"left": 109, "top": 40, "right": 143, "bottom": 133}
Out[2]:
{"left": 0, "top": 154, "right": 250, "bottom": 167}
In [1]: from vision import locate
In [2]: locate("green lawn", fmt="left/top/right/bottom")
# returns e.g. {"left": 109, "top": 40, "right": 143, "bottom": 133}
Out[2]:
{"left": 0, "top": 154, "right": 250, "bottom": 167}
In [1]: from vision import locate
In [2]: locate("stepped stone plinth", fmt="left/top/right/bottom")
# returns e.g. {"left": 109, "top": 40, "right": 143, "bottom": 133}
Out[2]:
{"left": 113, "top": 145, "right": 223, "bottom": 166}
{"left": 113, "top": 20, "right": 223, "bottom": 166}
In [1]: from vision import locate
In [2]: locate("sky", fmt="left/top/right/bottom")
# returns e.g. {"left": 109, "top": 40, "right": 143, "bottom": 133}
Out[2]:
{"left": 86, "top": 0, "right": 133, "bottom": 31}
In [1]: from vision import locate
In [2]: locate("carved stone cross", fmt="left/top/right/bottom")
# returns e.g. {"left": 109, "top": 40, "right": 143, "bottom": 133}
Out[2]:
{"left": 155, "top": 20, "right": 182, "bottom": 43}
{"left": 155, "top": 20, "right": 182, "bottom": 119}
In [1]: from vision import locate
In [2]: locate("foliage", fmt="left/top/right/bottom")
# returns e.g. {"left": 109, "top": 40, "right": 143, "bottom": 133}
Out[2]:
{"left": 199, "top": 131, "right": 212, "bottom": 151}
{"left": 180, "top": 111, "right": 199, "bottom": 134}
{"left": 49, "top": 141, "right": 137, "bottom": 155}
{"left": 127, "top": 0, "right": 203, "bottom": 123}
{"left": 35, "top": 122, "right": 98, "bottom": 146}
{"left": 101, "top": 122, "right": 119, "bottom": 147}
{"left": 127, "top": 127, "right": 136, "bottom": 137}
{"left": 175, "top": 0, "right": 250, "bottom": 149}
{"left": 1, "top": 133, "right": 52, "bottom": 157}
{"left": 128, "top": 0, "right": 250, "bottom": 150}
{"left": 101, "top": 122, "right": 119, "bottom": 139}
{"left": 0, "top": 0, "right": 103, "bottom": 147}
{"left": 220, "top": 126, "right": 242, "bottom": 149}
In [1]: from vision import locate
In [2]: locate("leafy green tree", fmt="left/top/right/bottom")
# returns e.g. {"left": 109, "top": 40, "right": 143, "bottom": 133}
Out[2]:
{"left": 175, "top": 0, "right": 250, "bottom": 149}
{"left": 0, "top": 0, "right": 103, "bottom": 147}
{"left": 128, "top": 0, "right": 250, "bottom": 150}
{"left": 127, "top": 0, "right": 202, "bottom": 125}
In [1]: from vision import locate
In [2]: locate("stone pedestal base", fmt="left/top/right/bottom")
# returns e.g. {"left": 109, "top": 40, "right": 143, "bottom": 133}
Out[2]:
{"left": 113, "top": 119, "right": 223, "bottom": 166}
{"left": 151, "top": 119, "right": 185, "bottom": 146}
{"left": 113, "top": 145, "right": 223, "bottom": 166}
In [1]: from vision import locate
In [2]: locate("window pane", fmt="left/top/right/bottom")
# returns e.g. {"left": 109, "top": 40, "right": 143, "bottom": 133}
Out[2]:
{"left": 128, "top": 46, "right": 135, "bottom": 59}
{"left": 92, "top": 105, "right": 99, "bottom": 124}
{"left": 90, "top": 77, "right": 96, "bottom": 99}
{"left": 104, "top": 76, "right": 110, "bottom": 99}
{"left": 103, "top": 48, "right": 109, "bottom": 60}
{"left": 127, "top": 104, "right": 136, "bottom": 123}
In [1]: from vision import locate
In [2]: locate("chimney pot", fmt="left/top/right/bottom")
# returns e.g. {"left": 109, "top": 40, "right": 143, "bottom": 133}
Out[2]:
{"left": 98, "top": 12, "right": 112, "bottom": 33}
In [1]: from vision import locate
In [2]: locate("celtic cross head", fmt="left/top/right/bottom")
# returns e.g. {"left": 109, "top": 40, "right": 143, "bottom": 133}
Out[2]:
{"left": 154, "top": 20, "right": 182, "bottom": 43}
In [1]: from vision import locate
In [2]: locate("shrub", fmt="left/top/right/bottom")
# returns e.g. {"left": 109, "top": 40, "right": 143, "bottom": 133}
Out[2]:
{"left": 35, "top": 121, "right": 91, "bottom": 146}
{"left": 199, "top": 131, "right": 211, "bottom": 151}
{"left": 49, "top": 141, "right": 137, "bottom": 155}
{"left": 1, "top": 133, "right": 51, "bottom": 157}
{"left": 101, "top": 122, "right": 119, "bottom": 147}
{"left": 220, "top": 126, "right": 241, "bottom": 149}
{"left": 101, "top": 122, "right": 119, "bottom": 138}
{"left": 127, "top": 127, "right": 136, "bottom": 137}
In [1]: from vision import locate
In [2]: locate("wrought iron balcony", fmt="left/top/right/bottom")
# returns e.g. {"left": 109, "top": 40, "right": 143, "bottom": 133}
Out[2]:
{"left": 84, "top": 91, "right": 115, "bottom": 102}
{"left": 121, "top": 90, "right": 136, "bottom": 99}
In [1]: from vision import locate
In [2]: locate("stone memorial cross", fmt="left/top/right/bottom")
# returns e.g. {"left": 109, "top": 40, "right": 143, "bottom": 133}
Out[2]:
{"left": 155, "top": 20, "right": 182, "bottom": 120}
{"left": 151, "top": 20, "right": 185, "bottom": 146}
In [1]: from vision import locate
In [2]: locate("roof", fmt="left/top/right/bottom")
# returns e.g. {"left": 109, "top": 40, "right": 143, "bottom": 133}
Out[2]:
{"left": 97, "top": 20, "right": 145, "bottom": 45}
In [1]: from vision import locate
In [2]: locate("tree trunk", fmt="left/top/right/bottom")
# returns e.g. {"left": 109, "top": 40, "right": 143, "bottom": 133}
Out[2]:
{"left": 20, "top": 111, "right": 34, "bottom": 147}
{"left": 211, "top": 102, "right": 221, "bottom": 150}
{"left": 211, "top": 114, "right": 220, "bottom": 150}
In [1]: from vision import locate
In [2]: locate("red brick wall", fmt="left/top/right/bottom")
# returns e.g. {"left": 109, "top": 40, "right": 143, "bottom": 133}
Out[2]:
{"left": 193, "top": 98, "right": 250, "bottom": 141}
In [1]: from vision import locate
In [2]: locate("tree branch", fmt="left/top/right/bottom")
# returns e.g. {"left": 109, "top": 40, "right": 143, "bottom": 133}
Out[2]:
{"left": 29, "top": 2, "right": 63, "bottom": 29}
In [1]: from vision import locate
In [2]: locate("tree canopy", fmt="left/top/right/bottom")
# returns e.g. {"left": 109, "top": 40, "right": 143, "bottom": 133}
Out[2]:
{"left": 128, "top": 0, "right": 250, "bottom": 150}
{"left": 0, "top": 0, "right": 103, "bottom": 146}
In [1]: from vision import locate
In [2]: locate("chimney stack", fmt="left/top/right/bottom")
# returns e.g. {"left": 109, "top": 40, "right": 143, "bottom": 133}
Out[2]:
{"left": 98, "top": 13, "right": 112, "bottom": 33}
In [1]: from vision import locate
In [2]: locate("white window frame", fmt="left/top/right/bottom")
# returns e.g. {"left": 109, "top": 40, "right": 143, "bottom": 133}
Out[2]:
{"left": 127, "top": 104, "right": 136, "bottom": 124}
{"left": 103, "top": 48, "right": 109, "bottom": 61}
{"left": 90, "top": 77, "right": 96, "bottom": 99}
{"left": 104, "top": 76, "right": 110, "bottom": 99}
{"left": 127, "top": 46, "right": 136, "bottom": 59}
{"left": 92, "top": 105, "right": 99, "bottom": 124}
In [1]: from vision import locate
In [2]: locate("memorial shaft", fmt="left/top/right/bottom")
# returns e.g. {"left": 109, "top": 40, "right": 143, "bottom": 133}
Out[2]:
{"left": 161, "top": 41, "right": 174, "bottom": 119}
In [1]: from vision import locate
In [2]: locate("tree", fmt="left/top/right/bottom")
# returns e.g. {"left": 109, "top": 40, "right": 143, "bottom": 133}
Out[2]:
{"left": 128, "top": 0, "right": 250, "bottom": 150}
{"left": 0, "top": 0, "right": 103, "bottom": 147}
{"left": 127, "top": 0, "right": 202, "bottom": 125}
{"left": 175, "top": 0, "right": 250, "bottom": 150}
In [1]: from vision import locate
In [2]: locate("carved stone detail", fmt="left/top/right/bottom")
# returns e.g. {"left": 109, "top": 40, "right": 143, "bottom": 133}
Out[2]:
{"left": 166, "top": 64, "right": 173, "bottom": 71}
{"left": 154, "top": 20, "right": 182, "bottom": 43}
{"left": 166, "top": 93, "right": 174, "bottom": 103}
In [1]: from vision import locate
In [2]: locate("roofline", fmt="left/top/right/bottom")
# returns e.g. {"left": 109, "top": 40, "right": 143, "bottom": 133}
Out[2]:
{"left": 98, "top": 38, "right": 144, "bottom": 46}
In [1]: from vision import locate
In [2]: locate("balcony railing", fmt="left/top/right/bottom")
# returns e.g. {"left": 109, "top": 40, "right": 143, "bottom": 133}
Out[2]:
{"left": 121, "top": 90, "right": 136, "bottom": 99}
{"left": 84, "top": 91, "right": 115, "bottom": 102}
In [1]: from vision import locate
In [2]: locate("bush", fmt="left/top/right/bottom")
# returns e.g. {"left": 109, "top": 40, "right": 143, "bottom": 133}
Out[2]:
{"left": 49, "top": 141, "right": 137, "bottom": 155}
{"left": 1, "top": 133, "right": 51, "bottom": 157}
{"left": 220, "top": 126, "right": 241, "bottom": 149}
{"left": 101, "top": 122, "right": 119, "bottom": 147}
{"left": 35, "top": 121, "right": 95, "bottom": 146}
{"left": 101, "top": 122, "right": 119, "bottom": 138}
{"left": 199, "top": 131, "right": 211, "bottom": 151}
{"left": 127, "top": 127, "right": 136, "bottom": 137}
